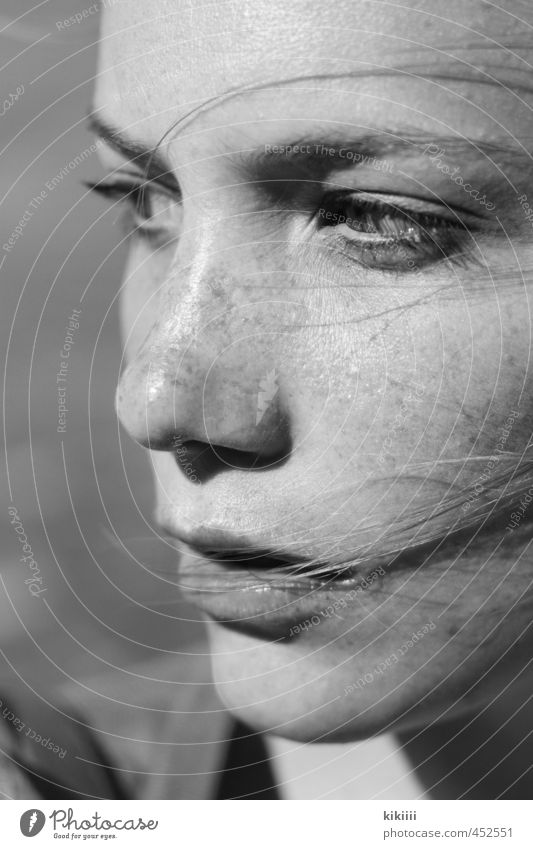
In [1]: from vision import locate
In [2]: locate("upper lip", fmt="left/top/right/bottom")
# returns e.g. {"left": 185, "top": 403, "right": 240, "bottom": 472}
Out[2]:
{"left": 157, "top": 522, "right": 324, "bottom": 576}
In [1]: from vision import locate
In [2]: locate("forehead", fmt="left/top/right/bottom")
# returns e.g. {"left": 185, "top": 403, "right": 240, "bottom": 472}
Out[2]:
{"left": 95, "top": 0, "right": 533, "bottom": 147}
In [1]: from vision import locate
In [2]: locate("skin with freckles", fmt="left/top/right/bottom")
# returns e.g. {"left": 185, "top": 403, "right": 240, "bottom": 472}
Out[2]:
{"left": 93, "top": 0, "right": 533, "bottom": 741}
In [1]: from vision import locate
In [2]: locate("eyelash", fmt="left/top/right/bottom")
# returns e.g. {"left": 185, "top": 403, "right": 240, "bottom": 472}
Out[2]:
{"left": 85, "top": 177, "right": 179, "bottom": 245}
{"left": 316, "top": 191, "right": 477, "bottom": 272}
{"left": 87, "top": 177, "right": 479, "bottom": 272}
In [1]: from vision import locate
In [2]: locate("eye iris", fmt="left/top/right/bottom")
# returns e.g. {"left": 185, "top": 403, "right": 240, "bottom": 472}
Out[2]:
{"left": 350, "top": 208, "right": 415, "bottom": 239}
{"left": 315, "top": 191, "right": 473, "bottom": 272}
{"left": 321, "top": 196, "right": 421, "bottom": 242}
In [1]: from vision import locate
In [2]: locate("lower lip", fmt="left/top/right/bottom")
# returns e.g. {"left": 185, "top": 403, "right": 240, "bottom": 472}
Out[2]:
{"left": 176, "top": 553, "right": 355, "bottom": 640}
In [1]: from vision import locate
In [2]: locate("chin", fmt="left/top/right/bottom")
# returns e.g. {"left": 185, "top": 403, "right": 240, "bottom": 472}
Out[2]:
{"left": 205, "top": 620, "right": 475, "bottom": 743}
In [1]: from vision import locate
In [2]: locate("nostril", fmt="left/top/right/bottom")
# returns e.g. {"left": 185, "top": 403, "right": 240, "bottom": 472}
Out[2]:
{"left": 172, "top": 438, "right": 291, "bottom": 484}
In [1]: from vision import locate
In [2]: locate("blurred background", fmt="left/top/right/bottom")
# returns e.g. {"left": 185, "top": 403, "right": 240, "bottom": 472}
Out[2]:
{"left": 1, "top": 0, "right": 203, "bottom": 699}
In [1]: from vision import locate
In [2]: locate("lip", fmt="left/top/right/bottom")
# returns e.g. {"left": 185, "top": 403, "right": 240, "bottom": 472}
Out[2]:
{"left": 175, "top": 544, "right": 363, "bottom": 641}
{"left": 162, "top": 507, "right": 514, "bottom": 640}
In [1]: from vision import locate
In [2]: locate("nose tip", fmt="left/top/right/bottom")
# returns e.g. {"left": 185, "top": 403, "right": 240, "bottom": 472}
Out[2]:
{"left": 116, "top": 358, "right": 293, "bottom": 483}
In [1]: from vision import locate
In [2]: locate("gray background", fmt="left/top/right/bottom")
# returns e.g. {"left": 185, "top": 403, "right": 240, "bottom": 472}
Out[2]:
{"left": 1, "top": 0, "right": 201, "bottom": 699}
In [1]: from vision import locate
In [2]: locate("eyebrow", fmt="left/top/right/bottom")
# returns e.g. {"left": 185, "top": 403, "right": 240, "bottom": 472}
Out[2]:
{"left": 89, "top": 113, "right": 527, "bottom": 190}
{"left": 245, "top": 132, "right": 522, "bottom": 179}
{"left": 88, "top": 114, "right": 179, "bottom": 191}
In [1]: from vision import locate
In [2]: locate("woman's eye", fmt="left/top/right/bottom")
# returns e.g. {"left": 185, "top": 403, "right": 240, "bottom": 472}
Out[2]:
{"left": 316, "top": 191, "right": 476, "bottom": 272}
{"left": 86, "top": 176, "right": 181, "bottom": 246}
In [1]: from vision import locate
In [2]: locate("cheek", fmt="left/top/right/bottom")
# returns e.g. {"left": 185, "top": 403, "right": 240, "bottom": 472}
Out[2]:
{"left": 279, "top": 287, "right": 533, "bottom": 555}
{"left": 119, "top": 247, "right": 173, "bottom": 359}
{"left": 318, "top": 288, "right": 531, "bottom": 460}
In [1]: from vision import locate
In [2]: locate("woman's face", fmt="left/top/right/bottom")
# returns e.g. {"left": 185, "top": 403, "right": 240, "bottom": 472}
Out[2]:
{"left": 94, "top": 0, "right": 533, "bottom": 740}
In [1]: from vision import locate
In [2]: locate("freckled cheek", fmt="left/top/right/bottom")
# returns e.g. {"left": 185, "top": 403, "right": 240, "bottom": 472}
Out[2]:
{"left": 288, "top": 301, "right": 529, "bottom": 515}
{"left": 352, "top": 303, "right": 529, "bottom": 451}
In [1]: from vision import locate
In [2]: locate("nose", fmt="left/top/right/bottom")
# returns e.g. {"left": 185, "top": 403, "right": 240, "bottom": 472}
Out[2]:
{"left": 116, "top": 268, "right": 293, "bottom": 483}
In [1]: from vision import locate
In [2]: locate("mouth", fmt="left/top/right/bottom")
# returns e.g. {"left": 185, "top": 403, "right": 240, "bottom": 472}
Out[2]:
{"left": 192, "top": 546, "right": 308, "bottom": 573}
{"left": 170, "top": 537, "right": 381, "bottom": 641}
